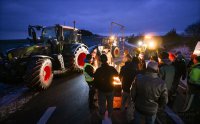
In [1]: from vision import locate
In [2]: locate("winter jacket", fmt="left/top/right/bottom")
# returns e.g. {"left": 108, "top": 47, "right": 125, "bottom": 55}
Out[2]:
{"left": 83, "top": 63, "right": 95, "bottom": 83}
{"left": 159, "top": 59, "right": 175, "bottom": 90}
{"left": 131, "top": 72, "right": 168, "bottom": 116}
{"left": 94, "top": 63, "right": 118, "bottom": 92}
{"left": 172, "top": 59, "right": 187, "bottom": 80}
{"left": 171, "top": 59, "right": 187, "bottom": 93}
{"left": 188, "top": 63, "right": 200, "bottom": 94}
{"left": 119, "top": 62, "right": 138, "bottom": 93}
{"left": 138, "top": 58, "right": 146, "bottom": 73}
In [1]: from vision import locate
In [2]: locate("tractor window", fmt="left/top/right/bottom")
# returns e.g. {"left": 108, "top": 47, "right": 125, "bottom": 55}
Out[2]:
{"left": 43, "top": 27, "right": 56, "bottom": 39}
{"left": 63, "top": 29, "right": 74, "bottom": 43}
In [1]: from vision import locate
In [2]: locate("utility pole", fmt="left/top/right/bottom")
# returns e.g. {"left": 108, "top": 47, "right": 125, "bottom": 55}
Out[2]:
{"left": 110, "top": 22, "right": 125, "bottom": 51}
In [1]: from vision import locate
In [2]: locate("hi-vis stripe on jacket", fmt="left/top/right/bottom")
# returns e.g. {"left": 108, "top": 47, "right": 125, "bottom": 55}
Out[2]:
{"left": 83, "top": 63, "right": 94, "bottom": 82}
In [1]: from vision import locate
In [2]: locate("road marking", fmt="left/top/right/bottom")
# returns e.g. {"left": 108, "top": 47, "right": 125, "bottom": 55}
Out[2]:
{"left": 164, "top": 106, "right": 184, "bottom": 124}
{"left": 0, "top": 87, "right": 28, "bottom": 107}
{"left": 37, "top": 107, "right": 56, "bottom": 124}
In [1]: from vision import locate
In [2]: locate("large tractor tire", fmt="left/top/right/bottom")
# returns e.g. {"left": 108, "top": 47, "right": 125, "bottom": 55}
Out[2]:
{"left": 73, "top": 46, "right": 88, "bottom": 71}
{"left": 112, "top": 46, "right": 120, "bottom": 58}
{"left": 24, "top": 58, "right": 53, "bottom": 90}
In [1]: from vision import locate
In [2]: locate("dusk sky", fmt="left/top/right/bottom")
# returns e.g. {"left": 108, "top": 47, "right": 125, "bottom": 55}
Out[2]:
{"left": 0, "top": 0, "right": 200, "bottom": 39}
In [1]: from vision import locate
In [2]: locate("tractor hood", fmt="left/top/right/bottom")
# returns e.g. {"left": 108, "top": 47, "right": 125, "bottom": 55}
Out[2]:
{"left": 6, "top": 44, "right": 43, "bottom": 60}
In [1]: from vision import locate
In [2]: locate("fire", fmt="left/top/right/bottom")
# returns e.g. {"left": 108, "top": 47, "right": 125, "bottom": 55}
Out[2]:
{"left": 113, "top": 76, "right": 121, "bottom": 85}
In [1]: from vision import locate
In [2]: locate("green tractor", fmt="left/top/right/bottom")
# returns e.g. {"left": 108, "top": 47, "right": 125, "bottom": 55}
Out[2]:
{"left": 0, "top": 24, "right": 89, "bottom": 89}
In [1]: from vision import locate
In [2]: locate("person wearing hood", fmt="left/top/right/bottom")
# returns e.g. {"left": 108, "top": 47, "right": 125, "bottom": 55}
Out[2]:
{"left": 158, "top": 52, "right": 175, "bottom": 93}
{"left": 83, "top": 54, "right": 95, "bottom": 111}
{"left": 131, "top": 61, "right": 168, "bottom": 124}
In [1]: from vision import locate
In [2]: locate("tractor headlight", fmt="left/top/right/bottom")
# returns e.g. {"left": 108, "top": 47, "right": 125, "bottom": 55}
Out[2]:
{"left": 148, "top": 40, "right": 156, "bottom": 50}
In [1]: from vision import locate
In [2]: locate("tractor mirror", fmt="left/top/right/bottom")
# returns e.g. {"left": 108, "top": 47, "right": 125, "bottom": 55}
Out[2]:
{"left": 32, "top": 31, "right": 37, "bottom": 42}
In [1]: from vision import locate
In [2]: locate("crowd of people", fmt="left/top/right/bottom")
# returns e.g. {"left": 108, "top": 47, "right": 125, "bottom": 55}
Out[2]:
{"left": 83, "top": 48, "right": 200, "bottom": 124}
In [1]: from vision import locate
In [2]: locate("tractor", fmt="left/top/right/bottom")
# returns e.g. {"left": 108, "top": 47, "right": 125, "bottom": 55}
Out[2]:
{"left": 0, "top": 24, "right": 89, "bottom": 89}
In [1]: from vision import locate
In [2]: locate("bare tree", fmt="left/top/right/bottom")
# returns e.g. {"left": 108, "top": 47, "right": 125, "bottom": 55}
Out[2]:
{"left": 185, "top": 21, "right": 200, "bottom": 37}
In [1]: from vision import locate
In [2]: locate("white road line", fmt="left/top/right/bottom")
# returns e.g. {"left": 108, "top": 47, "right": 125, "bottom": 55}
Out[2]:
{"left": 37, "top": 107, "right": 56, "bottom": 124}
{"left": 0, "top": 87, "right": 28, "bottom": 107}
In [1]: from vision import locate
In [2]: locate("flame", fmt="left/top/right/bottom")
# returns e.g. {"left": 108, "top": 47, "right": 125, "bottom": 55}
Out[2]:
{"left": 113, "top": 76, "right": 121, "bottom": 85}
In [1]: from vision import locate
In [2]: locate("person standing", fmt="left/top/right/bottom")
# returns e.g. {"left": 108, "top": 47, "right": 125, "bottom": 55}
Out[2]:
{"left": 94, "top": 54, "right": 118, "bottom": 119}
{"left": 131, "top": 61, "right": 168, "bottom": 124}
{"left": 119, "top": 54, "right": 137, "bottom": 111}
{"left": 138, "top": 52, "right": 146, "bottom": 73}
{"left": 188, "top": 55, "right": 200, "bottom": 94}
{"left": 83, "top": 54, "right": 95, "bottom": 111}
{"left": 158, "top": 52, "right": 175, "bottom": 92}
{"left": 158, "top": 52, "right": 175, "bottom": 107}
{"left": 171, "top": 54, "right": 187, "bottom": 96}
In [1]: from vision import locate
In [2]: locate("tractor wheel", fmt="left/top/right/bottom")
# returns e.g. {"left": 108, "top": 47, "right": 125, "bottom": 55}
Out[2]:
{"left": 24, "top": 58, "right": 53, "bottom": 90}
{"left": 73, "top": 46, "right": 88, "bottom": 71}
{"left": 112, "top": 46, "right": 120, "bottom": 58}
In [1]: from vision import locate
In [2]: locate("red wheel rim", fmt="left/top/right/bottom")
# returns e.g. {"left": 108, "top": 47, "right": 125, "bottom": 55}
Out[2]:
{"left": 77, "top": 52, "right": 86, "bottom": 67}
{"left": 43, "top": 65, "right": 51, "bottom": 83}
{"left": 115, "top": 48, "right": 119, "bottom": 56}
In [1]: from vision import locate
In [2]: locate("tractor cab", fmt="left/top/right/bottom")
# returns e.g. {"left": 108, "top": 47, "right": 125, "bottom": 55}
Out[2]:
{"left": 42, "top": 25, "right": 81, "bottom": 44}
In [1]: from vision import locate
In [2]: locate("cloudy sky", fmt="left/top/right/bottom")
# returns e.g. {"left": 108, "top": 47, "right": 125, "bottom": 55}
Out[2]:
{"left": 0, "top": 0, "right": 199, "bottom": 39}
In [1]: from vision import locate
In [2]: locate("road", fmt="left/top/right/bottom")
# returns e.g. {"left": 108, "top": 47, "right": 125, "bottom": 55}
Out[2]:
{"left": 1, "top": 42, "right": 199, "bottom": 124}
{"left": 1, "top": 73, "right": 92, "bottom": 124}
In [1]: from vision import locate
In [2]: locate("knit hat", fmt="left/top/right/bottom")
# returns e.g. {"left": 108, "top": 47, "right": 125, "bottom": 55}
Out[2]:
{"left": 100, "top": 54, "right": 108, "bottom": 63}
{"left": 176, "top": 54, "right": 183, "bottom": 60}
{"left": 147, "top": 61, "right": 158, "bottom": 72}
{"left": 158, "top": 51, "right": 169, "bottom": 59}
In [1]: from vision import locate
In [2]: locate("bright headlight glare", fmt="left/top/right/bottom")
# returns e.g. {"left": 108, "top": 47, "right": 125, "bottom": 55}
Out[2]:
{"left": 138, "top": 41, "right": 143, "bottom": 46}
{"left": 148, "top": 41, "right": 156, "bottom": 49}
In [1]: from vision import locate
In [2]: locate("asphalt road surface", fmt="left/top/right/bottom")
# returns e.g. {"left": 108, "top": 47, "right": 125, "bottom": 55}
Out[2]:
{"left": 1, "top": 73, "right": 92, "bottom": 124}
{"left": 1, "top": 64, "right": 199, "bottom": 123}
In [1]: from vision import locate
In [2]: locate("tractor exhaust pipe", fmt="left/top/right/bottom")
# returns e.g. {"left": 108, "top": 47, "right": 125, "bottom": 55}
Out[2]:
{"left": 73, "top": 20, "right": 76, "bottom": 29}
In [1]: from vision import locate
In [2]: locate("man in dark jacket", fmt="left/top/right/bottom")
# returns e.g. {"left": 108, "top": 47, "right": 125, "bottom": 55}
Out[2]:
{"left": 171, "top": 54, "right": 187, "bottom": 96}
{"left": 120, "top": 54, "right": 137, "bottom": 111}
{"left": 94, "top": 54, "right": 118, "bottom": 119}
{"left": 131, "top": 61, "right": 168, "bottom": 124}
